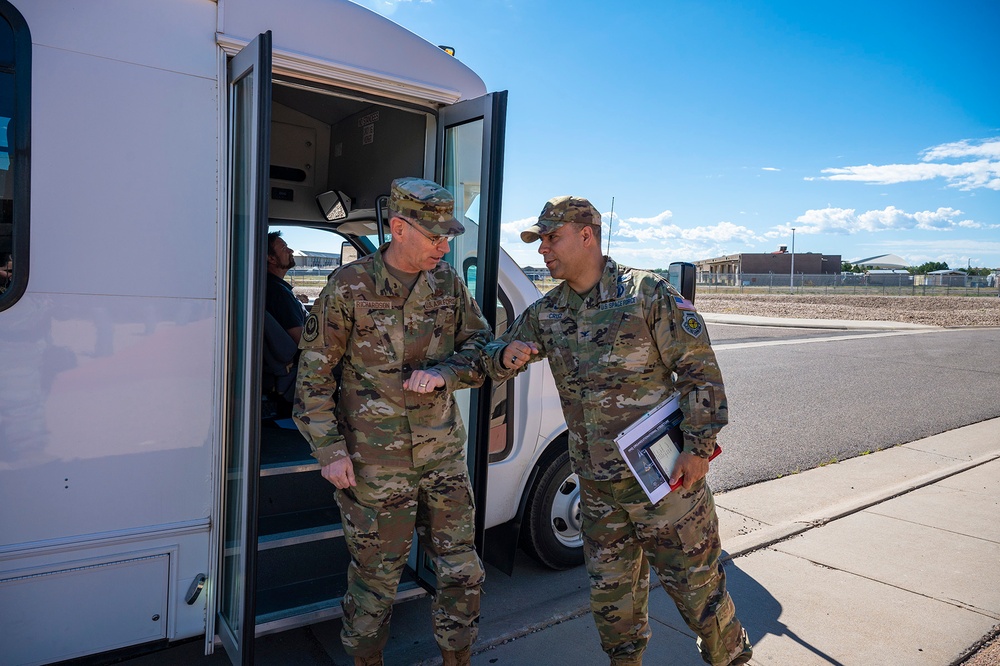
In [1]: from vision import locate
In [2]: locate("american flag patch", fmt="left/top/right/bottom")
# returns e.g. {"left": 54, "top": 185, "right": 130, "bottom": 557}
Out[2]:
{"left": 674, "top": 295, "right": 696, "bottom": 311}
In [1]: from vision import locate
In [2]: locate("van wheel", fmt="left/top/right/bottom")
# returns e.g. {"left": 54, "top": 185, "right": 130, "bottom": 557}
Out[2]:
{"left": 523, "top": 451, "right": 584, "bottom": 570}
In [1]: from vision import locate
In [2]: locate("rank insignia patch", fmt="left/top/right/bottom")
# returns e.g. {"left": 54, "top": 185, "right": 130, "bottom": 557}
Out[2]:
{"left": 681, "top": 311, "right": 704, "bottom": 338}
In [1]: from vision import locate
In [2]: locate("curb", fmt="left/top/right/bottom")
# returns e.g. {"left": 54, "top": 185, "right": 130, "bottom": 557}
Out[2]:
{"left": 472, "top": 606, "right": 593, "bottom": 660}
{"left": 720, "top": 449, "right": 1000, "bottom": 560}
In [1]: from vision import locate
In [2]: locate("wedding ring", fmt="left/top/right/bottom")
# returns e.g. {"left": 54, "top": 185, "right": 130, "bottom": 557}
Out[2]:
{"left": 419, "top": 382, "right": 427, "bottom": 387}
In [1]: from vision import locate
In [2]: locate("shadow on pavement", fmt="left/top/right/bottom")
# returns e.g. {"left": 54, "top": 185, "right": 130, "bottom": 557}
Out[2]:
{"left": 723, "top": 557, "right": 846, "bottom": 666}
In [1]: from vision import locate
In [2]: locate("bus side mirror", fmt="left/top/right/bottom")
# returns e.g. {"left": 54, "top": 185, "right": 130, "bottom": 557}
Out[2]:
{"left": 317, "top": 190, "right": 352, "bottom": 221}
{"left": 668, "top": 262, "right": 696, "bottom": 303}
{"left": 340, "top": 241, "right": 358, "bottom": 267}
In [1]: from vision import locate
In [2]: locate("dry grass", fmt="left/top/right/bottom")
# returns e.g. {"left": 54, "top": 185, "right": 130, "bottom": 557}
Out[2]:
{"left": 293, "top": 277, "right": 1000, "bottom": 328}
{"left": 695, "top": 293, "right": 1000, "bottom": 327}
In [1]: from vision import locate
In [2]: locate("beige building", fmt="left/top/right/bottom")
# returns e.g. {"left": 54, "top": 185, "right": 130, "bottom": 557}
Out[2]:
{"left": 696, "top": 246, "right": 840, "bottom": 280}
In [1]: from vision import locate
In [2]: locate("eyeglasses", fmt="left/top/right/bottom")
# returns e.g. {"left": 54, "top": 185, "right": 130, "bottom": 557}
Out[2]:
{"left": 400, "top": 216, "right": 457, "bottom": 247}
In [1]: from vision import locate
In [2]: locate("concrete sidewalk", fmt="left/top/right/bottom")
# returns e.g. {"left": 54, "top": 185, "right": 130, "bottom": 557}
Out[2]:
{"left": 465, "top": 418, "right": 1000, "bottom": 666}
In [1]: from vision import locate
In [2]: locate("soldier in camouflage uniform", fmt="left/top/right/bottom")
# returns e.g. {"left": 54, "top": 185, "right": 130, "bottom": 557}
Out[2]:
{"left": 483, "top": 196, "right": 752, "bottom": 666}
{"left": 294, "top": 178, "right": 489, "bottom": 666}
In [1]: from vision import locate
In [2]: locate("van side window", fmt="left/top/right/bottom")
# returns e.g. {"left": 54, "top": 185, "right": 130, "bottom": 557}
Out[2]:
{"left": 0, "top": 0, "right": 30, "bottom": 310}
{"left": 488, "top": 288, "right": 515, "bottom": 462}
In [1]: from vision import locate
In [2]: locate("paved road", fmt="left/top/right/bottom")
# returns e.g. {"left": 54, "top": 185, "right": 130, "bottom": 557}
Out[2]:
{"left": 704, "top": 324, "right": 1000, "bottom": 491}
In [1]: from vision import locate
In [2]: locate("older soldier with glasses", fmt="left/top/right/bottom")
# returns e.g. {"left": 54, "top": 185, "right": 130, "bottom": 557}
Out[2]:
{"left": 294, "top": 178, "right": 489, "bottom": 666}
{"left": 482, "top": 196, "right": 753, "bottom": 666}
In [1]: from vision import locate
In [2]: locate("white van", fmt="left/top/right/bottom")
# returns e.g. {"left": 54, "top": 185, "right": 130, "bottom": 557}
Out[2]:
{"left": 0, "top": 2, "right": 577, "bottom": 664}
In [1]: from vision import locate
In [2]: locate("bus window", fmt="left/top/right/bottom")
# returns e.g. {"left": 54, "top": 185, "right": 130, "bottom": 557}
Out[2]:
{"left": 0, "top": 1, "right": 29, "bottom": 310}
{"left": 268, "top": 224, "right": 347, "bottom": 302}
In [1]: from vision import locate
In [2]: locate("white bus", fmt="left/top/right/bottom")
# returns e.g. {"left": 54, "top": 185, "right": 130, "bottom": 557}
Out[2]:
{"left": 0, "top": 2, "right": 579, "bottom": 664}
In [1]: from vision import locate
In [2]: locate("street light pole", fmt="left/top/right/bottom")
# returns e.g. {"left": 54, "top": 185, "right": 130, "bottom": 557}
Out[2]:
{"left": 790, "top": 227, "right": 796, "bottom": 293}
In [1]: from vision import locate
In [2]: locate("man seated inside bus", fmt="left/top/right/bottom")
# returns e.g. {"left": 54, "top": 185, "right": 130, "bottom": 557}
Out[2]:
{"left": 0, "top": 253, "right": 11, "bottom": 294}
{"left": 267, "top": 231, "right": 306, "bottom": 342}
{"left": 264, "top": 231, "right": 307, "bottom": 416}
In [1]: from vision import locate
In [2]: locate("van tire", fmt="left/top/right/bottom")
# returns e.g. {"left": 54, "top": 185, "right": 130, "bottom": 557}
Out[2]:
{"left": 523, "top": 451, "right": 584, "bottom": 570}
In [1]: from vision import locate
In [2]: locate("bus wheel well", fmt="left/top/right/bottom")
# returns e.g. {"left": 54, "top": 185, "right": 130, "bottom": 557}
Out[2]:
{"left": 519, "top": 433, "right": 584, "bottom": 570}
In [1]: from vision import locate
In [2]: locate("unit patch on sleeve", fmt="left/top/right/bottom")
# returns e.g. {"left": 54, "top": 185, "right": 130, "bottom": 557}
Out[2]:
{"left": 681, "top": 311, "right": 704, "bottom": 338}
{"left": 302, "top": 312, "right": 321, "bottom": 343}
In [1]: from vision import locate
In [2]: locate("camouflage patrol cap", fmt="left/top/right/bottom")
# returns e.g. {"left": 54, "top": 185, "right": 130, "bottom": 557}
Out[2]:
{"left": 520, "top": 195, "right": 602, "bottom": 243}
{"left": 389, "top": 177, "right": 465, "bottom": 237}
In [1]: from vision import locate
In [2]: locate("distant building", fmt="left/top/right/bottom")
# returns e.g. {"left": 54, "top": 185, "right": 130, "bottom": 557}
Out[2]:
{"left": 865, "top": 269, "right": 912, "bottom": 285}
{"left": 918, "top": 269, "right": 967, "bottom": 287}
{"left": 695, "top": 246, "right": 841, "bottom": 279}
{"left": 287, "top": 249, "right": 340, "bottom": 276}
{"left": 851, "top": 254, "right": 908, "bottom": 270}
{"left": 522, "top": 265, "right": 551, "bottom": 282}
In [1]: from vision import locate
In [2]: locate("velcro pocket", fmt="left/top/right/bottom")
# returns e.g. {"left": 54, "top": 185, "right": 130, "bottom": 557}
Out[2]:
{"left": 674, "top": 486, "right": 721, "bottom": 590}
{"left": 337, "top": 489, "right": 381, "bottom": 568}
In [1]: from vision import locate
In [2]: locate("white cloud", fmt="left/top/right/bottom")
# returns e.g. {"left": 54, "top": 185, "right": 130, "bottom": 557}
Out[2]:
{"left": 816, "top": 137, "right": 1000, "bottom": 190}
{"left": 606, "top": 243, "right": 715, "bottom": 269}
{"left": 761, "top": 167, "right": 781, "bottom": 172}
{"left": 620, "top": 210, "right": 673, "bottom": 226}
{"left": 682, "top": 221, "right": 763, "bottom": 243}
{"left": 820, "top": 160, "right": 1000, "bottom": 190}
{"left": 499, "top": 208, "right": 772, "bottom": 269}
{"left": 499, "top": 216, "right": 538, "bottom": 246}
{"left": 500, "top": 209, "right": 762, "bottom": 249}
{"left": 612, "top": 210, "right": 763, "bottom": 245}
{"left": 859, "top": 238, "right": 1000, "bottom": 269}
{"left": 786, "top": 207, "right": 859, "bottom": 234}
{"left": 782, "top": 206, "right": 993, "bottom": 235}
{"left": 920, "top": 138, "right": 1000, "bottom": 161}
{"left": 866, "top": 238, "right": 1000, "bottom": 253}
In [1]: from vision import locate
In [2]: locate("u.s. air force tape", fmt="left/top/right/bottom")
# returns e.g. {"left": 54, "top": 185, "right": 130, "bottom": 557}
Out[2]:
{"left": 302, "top": 312, "right": 320, "bottom": 342}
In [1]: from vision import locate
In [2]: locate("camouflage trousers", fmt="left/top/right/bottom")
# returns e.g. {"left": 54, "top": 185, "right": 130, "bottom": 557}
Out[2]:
{"left": 335, "top": 455, "right": 485, "bottom": 657}
{"left": 580, "top": 476, "right": 751, "bottom": 666}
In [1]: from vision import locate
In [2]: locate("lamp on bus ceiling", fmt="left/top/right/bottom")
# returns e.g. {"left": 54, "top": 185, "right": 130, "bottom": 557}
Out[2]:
{"left": 317, "top": 190, "right": 352, "bottom": 221}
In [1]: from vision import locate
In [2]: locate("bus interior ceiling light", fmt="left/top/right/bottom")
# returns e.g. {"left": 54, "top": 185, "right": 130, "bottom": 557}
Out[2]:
{"left": 317, "top": 190, "right": 352, "bottom": 221}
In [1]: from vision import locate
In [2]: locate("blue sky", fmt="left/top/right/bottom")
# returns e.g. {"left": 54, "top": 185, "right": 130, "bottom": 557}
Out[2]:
{"left": 353, "top": 0, "right": 1000, "bottom": 271}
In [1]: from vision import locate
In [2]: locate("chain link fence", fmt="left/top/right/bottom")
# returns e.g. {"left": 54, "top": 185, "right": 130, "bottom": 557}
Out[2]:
{"left": 697, "top": 272, "right": 1000, "bottom": 297}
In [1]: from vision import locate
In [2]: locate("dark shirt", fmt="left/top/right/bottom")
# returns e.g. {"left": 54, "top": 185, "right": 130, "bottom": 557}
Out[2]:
{"left": 266, "top": 272, "right": 306, "bottom": 332}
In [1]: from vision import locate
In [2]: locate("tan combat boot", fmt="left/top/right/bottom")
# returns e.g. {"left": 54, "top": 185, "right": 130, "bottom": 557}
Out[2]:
{"left": 354, "top": 652, "right": 383, "bottom": 666}
{"left": 441, "top": 646, "right": 471, "bottom": 666}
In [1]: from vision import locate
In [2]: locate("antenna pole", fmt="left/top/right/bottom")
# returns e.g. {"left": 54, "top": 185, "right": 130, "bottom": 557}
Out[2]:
{"left": 606, "top": 197, "right": 615, "bottom": 256}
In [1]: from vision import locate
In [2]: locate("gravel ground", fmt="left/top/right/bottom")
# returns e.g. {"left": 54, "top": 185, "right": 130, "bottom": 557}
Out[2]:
{"left": 957, "top": 627, "right": 1000, "bottom": 666}
{"left": 695, "top": 293, "right": 1000, "bottom": 327}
